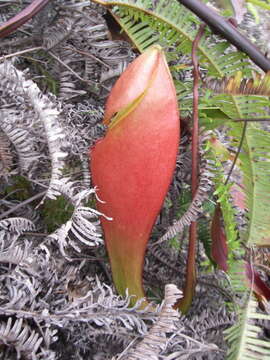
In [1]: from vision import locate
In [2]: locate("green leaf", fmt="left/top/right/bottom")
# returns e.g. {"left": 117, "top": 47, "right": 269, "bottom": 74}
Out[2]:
{"left": 96, "top": 0, "right": 253, "bottom": 77}
{"left": 225, "top": 294, "right": 270, "bottom": 360}
{"left": 206, "top": 73, "right": 270, "bottom": 246}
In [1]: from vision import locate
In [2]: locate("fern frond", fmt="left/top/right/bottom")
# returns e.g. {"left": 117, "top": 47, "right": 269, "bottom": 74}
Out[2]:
{"left": 208, "top": 94, "right": 269, "bottom": 121}
{"left": 1, "top": 278, "right": 156, "bottom": 334}
{"left": 0, "top": 318, "right": 43, "bottom": 358}
{"left": 0, "top": 62, "right": 68, "bottom": 201}
{"left": 63, "top": 101, "right": 105, "bottom": 157}
{"left": 48, "top": 183, "right": 107, "bottom": 257}
{"left": 113, "top": 14, "right": 159, "bottom": 51}
{"left": 90, "top": 330, "right": 132, "bottom": 356}
{"left": 224, "top": 295, "right": 270, "bottom": 360}
{"left": 222, "top": 259, "right": 270, "bottom": 360}
{"left": 51, "top": 205, "right": 104, "bottom": 256}
{"left": 42, "top": 5, "right": 132, "bottom": 100}
{"left": 118, "top": 284, "right": 182, "bottom": 360}
{"left": 43, "top": 16, "right": 78, "bottom": 50}
{"left": 80, "top": 154, "right": 91, "bottom": 187}
{"left": 205, "top": 74, "right": 270, "bottom": 246}
{"left": 0, "top": 217, "right": 35, "bottom": 235}
{"left": 0, "top": 110, "right": 41, "bottom": 175}
{"left": 156, "top": 165, "right": 213, "bottom": 244}
{"left": 242, "top": 125, "right": 270, "bottom": 246}
{"left": 205, "top": 71, "right": 270, "bottom": 96}
{"left": 57, "top": 60, "right": 87, "bottom": 101}
{"left": 100, "top": 57, "right": 129, "bottom": 84}
{"left": 155, "top": 135, "right": 214, "bottom": 245}
{"left": 0, "top": 241, "right": 31, "bottom": 265}
{"left": 230, "top": 123, "right": 270, "bottom": 246}
{"left": 227, "top": 259, "right": 248, "bottom": 299}
{"left": 96, "top": 0, "right": 252, "bottom": 76}
{"left": 0, "top": 130, "right": 12, "bottom": 178}
{"left": 206, "top": 72, "right": 270, "bottom": 121}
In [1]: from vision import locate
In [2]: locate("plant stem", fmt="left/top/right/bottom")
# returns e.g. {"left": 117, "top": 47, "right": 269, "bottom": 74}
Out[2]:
{"left": 178, "top": 0, "right": 270, "bottom": 72}
{"left": 0, "top": 47, "right": 43, "bottom": 62}
{"left": 225, "top": 120, "right": 247, "bottom": 185}
{"left": 0, "top": 190, "right": 47, "bottom": 220}
{"left": 177, "top": 24, "right": 205, "bottom": 313}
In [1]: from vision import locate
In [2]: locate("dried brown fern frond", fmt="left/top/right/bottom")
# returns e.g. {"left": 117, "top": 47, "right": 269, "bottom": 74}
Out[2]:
{"left": 16, "top": 179, "right": 102, "bottom": 259}
{"left": 153, "top": 133, "right": 214, "bottom": 246}
{"left": 204, "top": 71, "right": 270, "bottom": 95}
{"left": 0, "top": 130, "right": 12, "bottom": 178}
{"left": 0, "top": 241, "right": 31, "bottom": 265}
{"left": 0, "top": 317, "right": 57, "bottom": 360}
{"left": 117, "top": 284, "right": 182, "bottom": 360}
{"left": 41, "top": 2, "right": 133, "bottom": 100}
{"left": 0, "top": 110, "right": 41, "bottom": 175}
{"left": 254, "top": 247, "right": 270, "bottom": 270}
{"left": 0, "top": 318, "right": 43, "bottom": 359}
{"left": 0, "top": 217, "right": 35, "bottom": 235}
{"left": 0, "top": 61, "right": 68, "bottom": 200}
{"left": 48, "top": 181, "right": 106, "bottom": 258}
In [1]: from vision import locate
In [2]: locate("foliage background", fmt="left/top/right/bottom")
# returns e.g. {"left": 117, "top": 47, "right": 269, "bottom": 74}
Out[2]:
{"left": 0, "top": 0, "right": 270, "bottom": 359}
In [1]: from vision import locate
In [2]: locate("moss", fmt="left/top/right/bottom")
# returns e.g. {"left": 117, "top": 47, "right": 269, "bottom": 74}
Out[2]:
{"left": 3, "top": 176, "right": 33, "bottom": 202}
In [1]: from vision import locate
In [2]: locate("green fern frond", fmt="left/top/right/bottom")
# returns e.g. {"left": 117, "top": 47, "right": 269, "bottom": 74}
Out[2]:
{"left": 227, "top": 259, "right": 247, "bottom": 296}
{"left": 225, "top": 261, "right": 270, "bottom": 360}
{"left": 204, "top": 141, "right": 240, "bottom": 264}
{"left": 219, "top": 123, "right": 270, "bottom": 247}
{"left": 213, "top": 171, "right": 239, "bottom": 255}
{"left": 210, "top": 94, "right": 270, "bottom": 120}
{"left": 198, "top": 217, "right": 214, "bottom": 265}
{"left": 241, "top": 125, "right": 270, "bottom": 246}
{"left": 206, "top": 73, "right": 270, "bottom": 246}
{"left": 96, "top": 0, "right": 252, "bottom": 77}
{"left": 205, "top": 73, "right": 270, "bottom": 359}
{"left": 224, "top": 294, "right": 270, "bottom": 360}
{"left": 116, "top": 15, "right": 159, "bottom": 51}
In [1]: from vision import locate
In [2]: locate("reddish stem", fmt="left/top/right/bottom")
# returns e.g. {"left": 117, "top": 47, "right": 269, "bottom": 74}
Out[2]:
{"left": 0, "top": 0, "right": 51, "bottom": 39}
{"left": 177, "top": 24, "right": 206, "bottom": 313}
